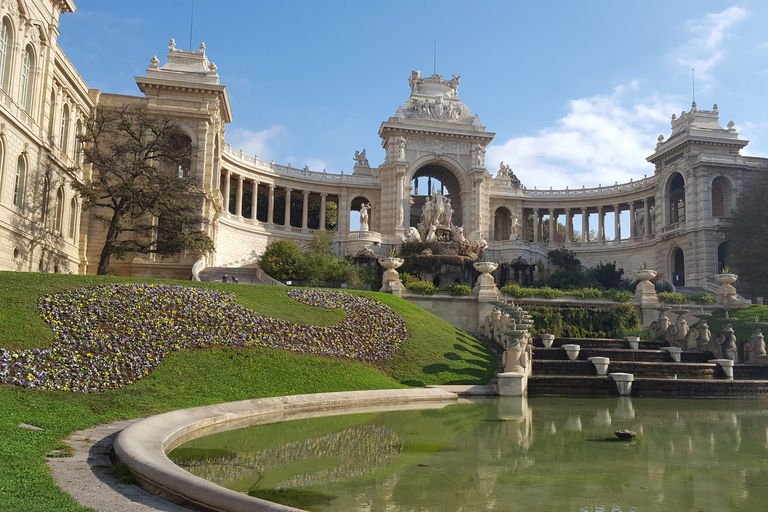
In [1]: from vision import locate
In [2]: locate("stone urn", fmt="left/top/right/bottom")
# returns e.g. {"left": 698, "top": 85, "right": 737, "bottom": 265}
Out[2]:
{"left": 715, "top": 273, "right": 739, "bottom": 307}
{"left": 562, "top": 344, "right": 580, "bottom": 361}
{"left": 626, "top": 336, "right": 640, "bottom": 350}
{"left": 473, "top": 261, "right": 500, "bottom": 300}
{"left": 715, "top": 273, "right": 738, "bottom": 286}
{"left": 378, "top": 257, "right": 405, "bottom": 294}
{"left": 540, "top": 334, "right": 555, "bottom": 349}
{"left": 633, "top": 268, "right": 659, "bottom": 307}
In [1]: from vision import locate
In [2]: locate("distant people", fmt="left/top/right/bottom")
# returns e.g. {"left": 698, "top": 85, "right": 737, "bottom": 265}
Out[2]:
{"left": 222, "top": 274, "right": 229, "bottom": 283}
{"left": 232, "top": 277, "right": 239, "bottom": 284}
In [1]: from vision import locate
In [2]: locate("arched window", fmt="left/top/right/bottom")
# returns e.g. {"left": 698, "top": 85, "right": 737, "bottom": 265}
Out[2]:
{"left": 68, "top": 197, "right": 77, "bottom": 238}
{"left": 0, "top": 139, "right": 4, "bottom": 198}
{"left": 40, "top": 174, "right": 50, "bottom": 222}
{"left": 668, "top": 173, "right": 685, "bottom": 224}
{"left": 19, "top": 45, "right": 35, "bottom": 112}
{"left": 74, "top": 119, "right": 82, "bottom": 164}
{"left": 711, "top": 176, "right": 733, "bottom": 218}
{"left": 0, "top": 17, "right": 13, "bottom": 91}
{"left": 47, "top": 89, "right": 56, "bottom": 139}
{"left": 13, "top": 156, "right": 26, "bottom": 207}
{"left": 54, "top": 187, "right": 65, "bottom": 233}
{"left": 59, "top": 104, "right": 70, "bottom": 153}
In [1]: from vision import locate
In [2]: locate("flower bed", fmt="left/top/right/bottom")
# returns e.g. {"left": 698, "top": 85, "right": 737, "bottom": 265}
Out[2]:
{"left": 0, "top": 284, "right": 407, "bottom": 392}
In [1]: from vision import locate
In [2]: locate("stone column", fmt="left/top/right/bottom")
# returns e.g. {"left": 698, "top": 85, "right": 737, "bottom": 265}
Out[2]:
{"left": 565, "top": 208, "right": 572, "bottom": 243}
{"left": 598, "top": 206, "right": 605, "bottom": 242}
{"left": 301, "top": 190, "right": 309, "bottom": 229}
{"left": 319, "top": 193, "right": 327, "bottom": 230}
{"left": 644, "top": 198, "right": 651, "bottom": 237}
{"left": 614, "top": 204, "right": 620, "bottom": 240}
{"left": 396, "top": 168, "right": 406, "bottom": 232}
{"left": 284, "top": 187, "right": 292, "bottom": 227}
{"left": 251, "top": 180, "right": 259, "bottom": 220}
{"left": 548, "top": 209, "right": 555, "bottom": 243}
{"left": 267, "top": 185, "right": 275, "bottom": 224}
{"left": 533, "top": 208, "right": 540, "bottom": 242}
{"left": 235, "top": 175, "right": 244, "bottom": 217}
{"left": 581, "top": 207, "right": 588, "bottom": 242}
{"left": 629, "top": 201, "right": 636, "bottom": 239}
{"left": 223, "top": 170, "right": 231, "bottom": 214}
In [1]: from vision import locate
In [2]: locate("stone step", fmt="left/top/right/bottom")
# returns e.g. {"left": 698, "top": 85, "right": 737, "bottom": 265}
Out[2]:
{"left": 534, "top": 337, "right": 665, "bottom": 351}
{"left": 529, "top": 375, "right": 768, "bottom": 398}
{"left": 198, "top": 266, "right": 283, "bottom": 286}
{"left": 533, "top": 347, "right": 714, "bottom": 363}
{"left": 533, "top": 360, "right": 717, "bottom": 379}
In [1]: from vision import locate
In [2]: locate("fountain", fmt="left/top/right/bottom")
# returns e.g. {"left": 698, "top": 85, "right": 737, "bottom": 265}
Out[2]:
{"left": 740, "top": 316, "right": 768, "bottom": 363}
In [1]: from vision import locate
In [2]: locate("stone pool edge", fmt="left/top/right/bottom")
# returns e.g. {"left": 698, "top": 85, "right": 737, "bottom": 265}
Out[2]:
{"left": 113, "top": 388, "right": 459, "bottom": 512}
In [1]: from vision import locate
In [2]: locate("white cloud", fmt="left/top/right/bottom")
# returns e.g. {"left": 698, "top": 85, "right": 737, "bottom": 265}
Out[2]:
{"left": 303, "top": 158, "right": 329, "bottom": 172}
{"left": 486, "top": 85, "right": 677, "bottom": 190}
{"left": 676, "top": 6, "right": 748, "bottom": 80}
{"left": 225, "top": 125, "right": 285, "bottom": 161}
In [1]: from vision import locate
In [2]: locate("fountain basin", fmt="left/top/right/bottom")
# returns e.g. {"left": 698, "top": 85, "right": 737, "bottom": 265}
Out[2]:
{"left": 588, "top": 356, "right": 610, "bottom": 375}
{"left": 540, "top": 334, "right": 555, "bottom": 349}
{"left": 114, "top": 389, "right": 458, "bottom": 512}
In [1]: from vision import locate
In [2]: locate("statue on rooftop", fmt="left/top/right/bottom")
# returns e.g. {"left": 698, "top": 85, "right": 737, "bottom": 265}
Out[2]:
{"left": 353, "top": 149, "right": 369, "bottom": 166}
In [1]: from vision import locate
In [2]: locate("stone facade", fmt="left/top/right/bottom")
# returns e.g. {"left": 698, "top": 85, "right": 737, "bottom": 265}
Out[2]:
{"left": 1, "top": 2, "right": 764, "bottom": 291}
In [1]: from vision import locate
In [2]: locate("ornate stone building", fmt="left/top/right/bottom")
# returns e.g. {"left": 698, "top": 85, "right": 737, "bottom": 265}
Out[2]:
{"left": 1, "top": 1, "right": 764, "bottom": 296}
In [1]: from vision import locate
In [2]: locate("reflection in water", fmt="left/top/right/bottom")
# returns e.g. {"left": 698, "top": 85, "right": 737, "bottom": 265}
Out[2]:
{"left": 170, "top": 397, "right": 768, "bottom": 511}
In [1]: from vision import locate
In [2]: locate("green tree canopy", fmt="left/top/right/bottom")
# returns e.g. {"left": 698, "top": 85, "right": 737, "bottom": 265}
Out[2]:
{"left": 725, "top": 177, "right": 768, "bottom": 294}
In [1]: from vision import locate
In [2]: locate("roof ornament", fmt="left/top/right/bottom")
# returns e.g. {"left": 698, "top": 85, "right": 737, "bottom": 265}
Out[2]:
{"left": 149, "top": 55, "right": 160, "bottom": 70}
{"left": 199, "top": 42, "right": 206, "bottom": 54}
{"left": 169, "top": 38, "right": 176, "bottom": 52}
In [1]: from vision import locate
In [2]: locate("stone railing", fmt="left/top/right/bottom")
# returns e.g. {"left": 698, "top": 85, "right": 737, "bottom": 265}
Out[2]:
{"left": 222, "top": 145, "right": 378, "bottom": 185}
{"left": 519, "top": 175, "right": 657, "bottom": 198}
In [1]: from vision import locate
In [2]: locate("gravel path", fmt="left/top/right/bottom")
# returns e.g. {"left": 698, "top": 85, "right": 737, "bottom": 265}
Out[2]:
{"left": 48, "top": 419, "right": 191, "bottom": 512}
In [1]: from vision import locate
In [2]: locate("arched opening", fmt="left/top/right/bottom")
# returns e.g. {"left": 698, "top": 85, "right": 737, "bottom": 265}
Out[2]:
{"left": 54, "top": 187, "right": 65, "bottom": 233}
{"left": 19, "top": 45, "right": 35, "bottom": 112}
{"left": 0, "top": 17, "right": 14, "bottom": 92}
{"left": 59, "top": 104, "right": 70, "bottom": 153}
{"left": 410, "top": 164, "right": 462, "bottom": 229}
{"left": 711, "top": 176, "right": 733, "bottom": 218}
{"left": 349, "top": 196, "right": 372, "bottom": 231}
{"left": 668, "top": 173, "right": 685, "bottom": 224}
{"left": 494, "top": 207, "right": 513, "bottom": 241}
{"left": 717, "top": 242, "right": 729, "bottom": 273}
{"left": 13, "top": 156, "right": 26, "bottom": 207}
{"left": 68, "top": 197, "right": 78, "bottom": 239}
{"left": 672, "top": 247, "right": 685, "bottom": 287}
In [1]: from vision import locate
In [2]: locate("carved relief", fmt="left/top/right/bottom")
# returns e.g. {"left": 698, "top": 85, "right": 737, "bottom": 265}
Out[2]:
{"left": 400, "top": 97, "right": 472, "bottom": 123}
{"left": 411, "top": 138, "right": 470, "bottom": 154}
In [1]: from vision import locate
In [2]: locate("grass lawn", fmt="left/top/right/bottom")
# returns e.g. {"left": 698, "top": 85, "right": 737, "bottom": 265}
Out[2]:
{"left": 0, "top": 271, "right": 496, "bottom": 512}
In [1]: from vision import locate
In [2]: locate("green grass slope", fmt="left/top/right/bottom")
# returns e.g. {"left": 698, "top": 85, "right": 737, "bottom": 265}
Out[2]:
{"left": 0, "top": 271, "right": 496, "bottom": 512}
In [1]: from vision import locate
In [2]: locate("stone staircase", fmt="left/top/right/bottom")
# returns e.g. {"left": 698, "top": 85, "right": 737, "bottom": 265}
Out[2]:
{"left": 197, "top": 264, "right": 284, "bottom": 286}
{"left": 528, "top": 336, "right": 768, "bottom": 398}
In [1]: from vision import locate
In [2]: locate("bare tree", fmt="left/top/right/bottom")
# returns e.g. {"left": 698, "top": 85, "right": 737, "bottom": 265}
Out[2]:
{"left": 71, "top": 105, "right": 214, "bottom": 275}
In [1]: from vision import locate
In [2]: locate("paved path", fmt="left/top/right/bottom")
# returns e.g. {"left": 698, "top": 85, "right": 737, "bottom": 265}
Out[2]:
{"left": 48, "top": 419, "right": 191, "bottom": 512}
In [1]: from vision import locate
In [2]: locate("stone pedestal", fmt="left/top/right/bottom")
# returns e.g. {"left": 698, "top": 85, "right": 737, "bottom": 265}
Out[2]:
{"left": 540, "top": 334, "right": 555, "bottom": 348}
{"left": 709, "top": 359, "right": 734, "bottom": 380}
{"left": 588, "top": 356, "right": 610, "bottom": 375}
{"left": 633, "top": 269, "right": 659, "bottom": 327}
{"left": 562, "top": 344, "right": 580, "bottom": 360}
{"left": 662, "top": 346, "right": 683, "bottom": 362}
{"left": 626, "top": 336, "right": 640, "bottom": 350}
{"left": 378, "top": 257, "right": 404, "bottom": 296}
{"left": 497, "top": 372, "right": 527, "bottom": 396}
{"left": 609, "top": 373, "right": 634, "bottom": 396}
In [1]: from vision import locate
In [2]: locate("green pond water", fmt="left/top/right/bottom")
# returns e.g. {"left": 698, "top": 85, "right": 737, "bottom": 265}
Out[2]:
{"left": 169, "top": 396, "right": 768, "bottom": 511}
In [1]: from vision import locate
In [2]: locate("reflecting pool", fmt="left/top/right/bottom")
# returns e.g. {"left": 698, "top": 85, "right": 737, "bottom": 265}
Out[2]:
{"left": 170, "top": 397, "right": 768, "bottom": 511}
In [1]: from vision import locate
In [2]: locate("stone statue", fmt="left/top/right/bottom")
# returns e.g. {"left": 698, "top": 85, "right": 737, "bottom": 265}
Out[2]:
{"left": 498, "top": 161, "right": 511, "bottom": 177}
{"left": 359, "top": 203, "right": 371, "bottom": 231}
{"left": 474, "top": 144, "right": 485, "bottom": 167}
{"left": 425, "top": 224, "right": 437, "bottom": 242}
{"left": 353, "top": 149, "right": 369, "bottom": 166}
{"left": 408, "top": 70, "right": 422, "bottom": 93}
{"left": 509, "top": 216, "right": 520, "bottom": 240}
{"left": 402, "top": 226, "right": 421, "bottom": 243}
{"left": 468, "top": 230, "right": 488, "bottom": 250}
{"left": 397, "top": 137, "right": 406, "bottom": 160}
{"left": 453, "top": 226, "right": 467, "bottom": 244}
{"left": 448, "top": 75, "right": 460, "bottom": 96}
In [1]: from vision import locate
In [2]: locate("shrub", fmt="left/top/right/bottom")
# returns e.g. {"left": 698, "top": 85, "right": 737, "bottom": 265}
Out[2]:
{"left": 259, "top": 240, "right": 302, "bottom": 281}
{"left": 587, "top": 261, "right": 625, "bottom": 290}
{"left": 535, "top": 287, "right": 564, "bottom": 299}
{"left": 500, "top": 285, "right": 535, "bottom": 299}
{"left": 657, "top": 291, "right": 687, "bottom": 304}
{"left": 528, "top": 304, "right": 640, "bottom": 338}
{"left": 407, "top": 280, "right": 437, "bottom": 295}
{"left": 442, "top": 283, "right": 472, "bottom": 296}
{"left": 399, "top": 273, "right": 419, "bottom": 287}
{"left": 687, "top": 293, "right": 716, "bottom": 305}
{"left": 569, "top": 288, "right": 604, "bottom": 299}
{"left": 604, "top": 290, "right": 635, "bottom": 303}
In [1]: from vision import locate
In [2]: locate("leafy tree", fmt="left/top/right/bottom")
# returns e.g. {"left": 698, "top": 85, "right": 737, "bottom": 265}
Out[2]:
{"left": 587, "top": 261, "right": 625, "bottom": 290}
{"left": 546, "top": 247, "right": 581, "bottom": 272}
{"left": 725, "top": 178, "right": 768, "bottom": 294}
{"left": 72, "top": 106, "right": 214, "bottom": 274}
{"left": 259, "top": 240, "right": 302, "bottom": 281}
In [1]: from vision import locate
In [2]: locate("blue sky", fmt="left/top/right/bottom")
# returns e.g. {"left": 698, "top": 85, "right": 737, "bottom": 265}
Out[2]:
{"left": 57, "top": 1, "right": 768, "bottom": 190}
